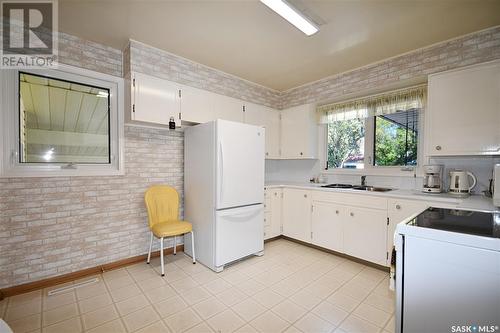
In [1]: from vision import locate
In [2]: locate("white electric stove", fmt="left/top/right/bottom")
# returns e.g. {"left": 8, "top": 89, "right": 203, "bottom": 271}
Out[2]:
{"left": 395, "top": 207, "right": 500, "bottom": 333}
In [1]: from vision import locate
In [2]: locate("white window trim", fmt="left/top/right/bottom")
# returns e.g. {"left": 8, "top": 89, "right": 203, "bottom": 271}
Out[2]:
{"left": 319, "top": 108, "right": 426, "bottom": 177}
{"left": 0, "top": 64, "right": 124, "bottom": 177}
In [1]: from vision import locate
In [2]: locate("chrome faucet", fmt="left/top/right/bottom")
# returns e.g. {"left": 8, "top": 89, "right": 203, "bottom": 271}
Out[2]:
{"left": 361, "top": 175, "right": 367, "bottom": 186}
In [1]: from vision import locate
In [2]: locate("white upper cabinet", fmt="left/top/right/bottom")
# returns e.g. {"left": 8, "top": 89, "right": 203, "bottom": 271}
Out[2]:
{"left": 179, "top": 85, "right": 214, "bottom": 124}
{"left": 212, "top": 94, "right": 244, "bottom": 123}
{"left": 281, "top": 104, "right": 318, "bottom": 159}
{"left": 426, "top": 60, "right": 500, "bottom": 156}
{"left": 244, "top": 102, "right": 281, "bottom": 159}
{"left": 130, "top": 72, "right": 180, "bottom": 126}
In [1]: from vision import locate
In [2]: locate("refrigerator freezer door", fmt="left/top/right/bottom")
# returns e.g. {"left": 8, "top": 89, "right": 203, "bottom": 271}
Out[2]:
{"left": 215, "top": 204, "right": 264, "bottom": 267}
{"left": 216, "top": 120, "right": 265, "bottom": 210}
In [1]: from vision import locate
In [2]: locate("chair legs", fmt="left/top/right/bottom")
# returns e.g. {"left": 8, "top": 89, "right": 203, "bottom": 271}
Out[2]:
{"left": 146, "top": 232, "right": 153, "bottom": 264}
{"left": 160, "top": 237, "right": 165, "bottom": 276}
{"left": 151, "top": 232, "right": 195, "bottom": 276}
{"left": 191, "top": 231, "right": 196, "bottom": 264}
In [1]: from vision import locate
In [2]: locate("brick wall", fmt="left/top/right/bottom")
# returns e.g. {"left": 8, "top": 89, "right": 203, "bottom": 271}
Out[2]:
{"left": 0, "top": 126, "right": 183, "bottom": 288}
{"left": 125, "top": 40, "right": 282, "bottom": 109}
{"left": 280, "top": 26, "right": 500, "bottom": 109}
{"left": 58, "top": 32, "right": 122, "bottom": 77}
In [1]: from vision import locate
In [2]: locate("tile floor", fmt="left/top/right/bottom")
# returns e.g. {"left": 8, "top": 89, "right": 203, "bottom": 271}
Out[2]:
{"left": 0, "top": 239, "right": 395, "bottom": 333}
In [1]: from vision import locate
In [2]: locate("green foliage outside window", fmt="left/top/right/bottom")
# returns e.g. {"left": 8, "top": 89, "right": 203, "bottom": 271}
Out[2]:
{"left": 374, "top": 116, "right": 418, "bottom": 166}
{"left": 327, "top": 119, "right": 365, "bottom": 169}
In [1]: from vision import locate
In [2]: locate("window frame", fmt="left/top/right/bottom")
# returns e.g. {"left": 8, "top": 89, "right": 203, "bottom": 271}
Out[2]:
{"left": 321, "top": 109, "right": 425, "bottom": 177}
{"left": 0, "top": 64, "right": 124, "bottom": 177}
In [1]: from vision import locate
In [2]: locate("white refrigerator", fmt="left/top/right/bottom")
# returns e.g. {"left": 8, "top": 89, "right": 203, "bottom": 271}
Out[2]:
{"left": 184, "top": 120, "right": 265, "bottom": 272}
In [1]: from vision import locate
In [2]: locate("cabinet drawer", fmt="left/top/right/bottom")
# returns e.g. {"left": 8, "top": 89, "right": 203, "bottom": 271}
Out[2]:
{"left": 311, "top": 190, "right": 388, "bottom": 210}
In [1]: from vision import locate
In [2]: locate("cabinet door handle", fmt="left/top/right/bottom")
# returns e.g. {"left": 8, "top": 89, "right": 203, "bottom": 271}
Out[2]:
{"left": 304, "top": 194, "right": 307, "bottom": 198}
{"left": 335, "top": 210, "right": 339, "bottom": 214}
{"left": 396, "top": 204, "right": 401, "bottom": 210}
{"left": 266, "top": 152, "right": 269, "bottom": 156}
{"left": 350, "top": 212, "right": 354, "bottom": 217}
{"left": 300, "top": 152, "right": 303, "bottom": 156}
{"left": 435, "top": 145, "right": 442, "bottom": 151}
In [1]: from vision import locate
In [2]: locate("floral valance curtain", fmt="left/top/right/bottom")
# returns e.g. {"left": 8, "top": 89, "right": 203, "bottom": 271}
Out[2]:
{"left": 317, "top": 85, "right": 427, "bottom": 123}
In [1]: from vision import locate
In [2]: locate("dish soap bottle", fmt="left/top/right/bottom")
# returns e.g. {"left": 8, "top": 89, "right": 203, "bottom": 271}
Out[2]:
{"left": 169, "top": 116, "right": 176, "bottom": 130}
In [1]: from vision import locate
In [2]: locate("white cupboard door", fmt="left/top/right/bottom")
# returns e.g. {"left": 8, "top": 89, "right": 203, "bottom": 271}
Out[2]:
{"left": 216, "top": 120, "right": 265, "bottom": 209}
{"left": 387, "top": 199, "right": 428, "bottom": 265}
{"left": 280, "top": 104, "right": 317, "bottom": 159}
{"left": 427, "top": 61, "right": 500, "bottom": 156}
{"left": 263, "top": 109, "right": 281, "bottom": 159}
{"left": 215, "top": 204, "right": 264, "bottom": 267}
{"left": 213, "top": 94, "right": 244, "bottom": 122}
{"left": 180, "top": 85, "right": 214, "bottom": 123}
{"left": 343, "top": 206, "right": 387, "bottom": 266}
{"left": 282, "top": 188, "right": 311, "bottom": 242}
{"left": 269, "top": 189, "right": 282, "bottom": 238}
{"left": 311, "top": 201, "right": 344, "bottom": 253}
{"left": 132, "top": 72, "right": 180, "bottom": 125}
{"left": 244, "top": 103, "right": 280, "bottom": 159}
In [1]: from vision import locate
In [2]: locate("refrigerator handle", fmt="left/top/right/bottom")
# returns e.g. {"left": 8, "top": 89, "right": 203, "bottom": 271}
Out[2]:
{"left": 219, "top": 141, "right": 224, "bottom": 203}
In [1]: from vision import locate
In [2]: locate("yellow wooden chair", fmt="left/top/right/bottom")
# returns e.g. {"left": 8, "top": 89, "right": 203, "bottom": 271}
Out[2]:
{"left": 144, "top": 185, "right": 196, "bottom": 276}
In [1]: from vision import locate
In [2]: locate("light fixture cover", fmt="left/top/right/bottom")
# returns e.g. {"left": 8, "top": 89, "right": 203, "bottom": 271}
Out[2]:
{"left": 260, "top": 0, "right": 319, "bottom": 36}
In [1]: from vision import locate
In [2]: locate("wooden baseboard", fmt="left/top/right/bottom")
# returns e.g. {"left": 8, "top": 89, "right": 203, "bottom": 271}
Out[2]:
{"left": 264, "top": 235, "right": 282, "bottom": 243}
{"left": 281, "top": 236, "right": 389, "bottom": 272}
{"left": 0, "top": 244, "right": 184, "bottom": 300}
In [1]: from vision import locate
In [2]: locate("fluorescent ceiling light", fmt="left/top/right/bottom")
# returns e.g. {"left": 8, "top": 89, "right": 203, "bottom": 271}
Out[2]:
{"left": 260, "top": 0, "right": 319, "bottom": 36}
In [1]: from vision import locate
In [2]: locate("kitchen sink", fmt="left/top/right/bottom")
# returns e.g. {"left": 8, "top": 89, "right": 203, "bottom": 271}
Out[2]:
{"left": 351, "top": 185, "right": 393, "bottom": 192}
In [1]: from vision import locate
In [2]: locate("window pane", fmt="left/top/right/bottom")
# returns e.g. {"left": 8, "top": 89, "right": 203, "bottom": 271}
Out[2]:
{"left": 327, "top": 118, "right": 365, "bottom": 169}
{"left": 374, "top": 109, "right": 419, "bottom": 167}
{"left": 19, "top": 72, "right": 110, "bottom": 164}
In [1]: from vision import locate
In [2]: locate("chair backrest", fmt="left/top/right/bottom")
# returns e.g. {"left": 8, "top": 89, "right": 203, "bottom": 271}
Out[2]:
{"left": 144, "top": 185, "right": 179, "bottom": 228}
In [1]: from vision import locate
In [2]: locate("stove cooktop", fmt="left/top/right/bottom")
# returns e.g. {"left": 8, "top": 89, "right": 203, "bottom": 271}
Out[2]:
{"left": 409, "top": 207, "right": 500, "bottom": 239}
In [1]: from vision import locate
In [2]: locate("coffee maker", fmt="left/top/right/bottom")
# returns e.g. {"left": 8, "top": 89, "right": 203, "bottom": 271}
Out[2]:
{"left": 422, "top": 165, "right": 444, "bottom": 193}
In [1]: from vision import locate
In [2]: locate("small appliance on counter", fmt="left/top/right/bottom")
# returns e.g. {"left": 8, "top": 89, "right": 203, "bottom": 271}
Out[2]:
{"left": 448, "top": 169, "right": 477, "bottom": 197}
{"left": 422, "top": 165, "right": 443, "bottom": 193}
{"left": 493, "top": 164, "right": 500, "bottom": 207}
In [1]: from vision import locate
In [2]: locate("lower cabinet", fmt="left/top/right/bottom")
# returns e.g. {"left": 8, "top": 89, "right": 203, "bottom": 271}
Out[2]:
{"left": 265, "top": 187, "right": 446, "bottom": 267}
{"left": 282, "top": 188, "right": 311, "bottom": 243}
{"left": 387, "top": 198, "right": 429, "bottom": 264}
{"left": 343, "top": 206, "right": 388, "bottom": 266}
{"left": 264, "top": 188, "right": 282, "bottom": 240}
{"left": 311, "top": 201, "right": 344, "bottom": 253}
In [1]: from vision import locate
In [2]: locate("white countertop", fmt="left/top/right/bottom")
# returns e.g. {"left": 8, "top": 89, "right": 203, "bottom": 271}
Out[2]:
{"left": 265, "top": 181, "right": 500, "bottom": 213}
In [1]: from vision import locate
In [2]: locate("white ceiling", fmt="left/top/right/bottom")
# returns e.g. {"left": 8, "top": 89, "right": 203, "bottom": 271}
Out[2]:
{"left": 59, "top": 0, "right": 500, "bottom": 91}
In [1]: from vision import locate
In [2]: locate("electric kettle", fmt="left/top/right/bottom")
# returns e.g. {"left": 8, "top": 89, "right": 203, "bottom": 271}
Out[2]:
{"left": 448, "top": 170, "right": 477, "bottom": 196}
